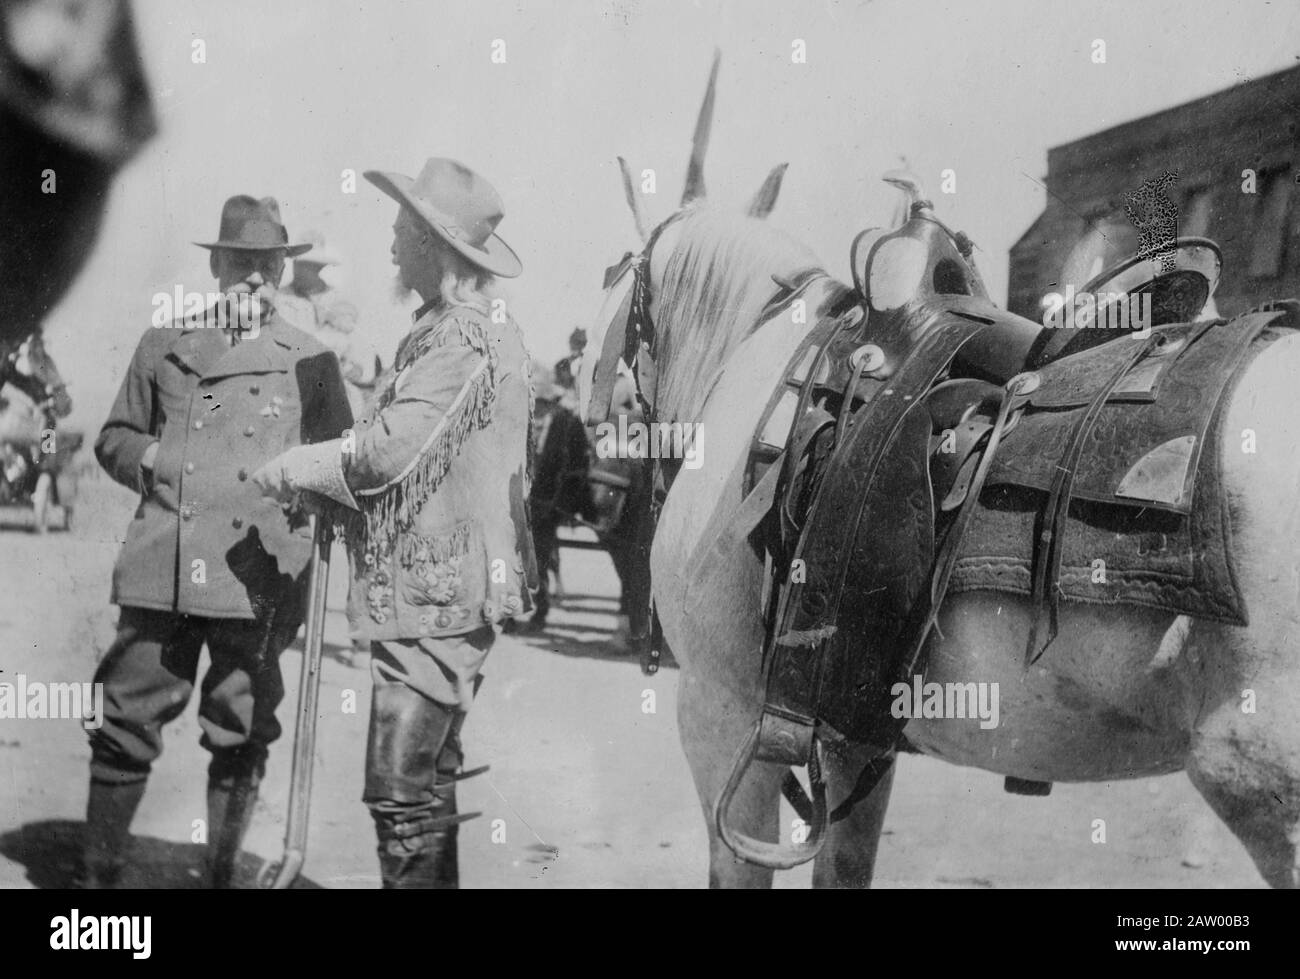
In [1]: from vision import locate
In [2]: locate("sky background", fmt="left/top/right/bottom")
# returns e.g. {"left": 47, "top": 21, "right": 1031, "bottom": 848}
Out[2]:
{"left": 42, "top": 0, "right": 1300, "bottom": 428}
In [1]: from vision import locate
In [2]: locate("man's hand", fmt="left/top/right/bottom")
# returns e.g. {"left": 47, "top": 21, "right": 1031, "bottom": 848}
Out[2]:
{"left": 251, "top": 440, "right": 351, "bottom": 510}
{"left": 251, "top": 452, "right": 297, "bottom": 504}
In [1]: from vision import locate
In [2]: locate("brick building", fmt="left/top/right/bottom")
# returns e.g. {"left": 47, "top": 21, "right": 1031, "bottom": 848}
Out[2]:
{"left": 1008, "top": 66, "right": 1300, "bottom": 321}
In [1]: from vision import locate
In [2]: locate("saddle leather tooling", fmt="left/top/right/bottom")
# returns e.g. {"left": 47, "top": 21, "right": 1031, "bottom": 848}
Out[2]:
{"left": 951, "top": 307, "right": 1297, "bottom": 625}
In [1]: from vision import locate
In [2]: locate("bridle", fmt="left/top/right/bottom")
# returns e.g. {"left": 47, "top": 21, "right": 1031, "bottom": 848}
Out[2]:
{"left": 597, "top": 209, "right": 689, "bottom": 422}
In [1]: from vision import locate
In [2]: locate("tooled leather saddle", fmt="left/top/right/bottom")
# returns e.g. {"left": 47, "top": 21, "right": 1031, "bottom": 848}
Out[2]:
{"left": 711, "top": 205, "right": 1294, "bottom": 867}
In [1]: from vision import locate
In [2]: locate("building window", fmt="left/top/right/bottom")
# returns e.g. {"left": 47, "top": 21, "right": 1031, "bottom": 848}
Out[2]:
{"left": 1249, "top": 169, "right": 1291, "bottom": 279}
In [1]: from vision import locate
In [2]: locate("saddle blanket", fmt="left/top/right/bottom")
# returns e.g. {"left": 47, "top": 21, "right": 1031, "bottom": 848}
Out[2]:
{"left": 948, "top": 315, "right": 1293, "bottom": 624}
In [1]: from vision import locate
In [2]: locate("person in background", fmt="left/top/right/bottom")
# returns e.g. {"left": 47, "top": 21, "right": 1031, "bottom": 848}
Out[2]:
{"left": 553, "top": 327, "right": 585, "bottom": 414}
{"left": 277, "top": 230, "right": 381, "bottom": 417}
{"left": 517, "top": 365, "right": 590, "bottom": 633}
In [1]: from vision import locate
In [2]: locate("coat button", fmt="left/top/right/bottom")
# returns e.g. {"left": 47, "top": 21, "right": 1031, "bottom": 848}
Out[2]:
{"left": 243, "top": 425, "right": 255, "bottom": 436}
{"left": 185, "top": 462, "right": 195, "bottom": 474}
{"left": 237, "top": 468, "right": 248, "bottom": 481}
{"left": 180, "top": 504, "right": 193, "bottom": 521}
{"left": 250, "top": 384, "right": 260, "bottom": 395}
{"left": 232, "top": 517, "right": 243, "bottom": 529}
{"left": 193, "top": 419, "right": 204, "bottom": 430}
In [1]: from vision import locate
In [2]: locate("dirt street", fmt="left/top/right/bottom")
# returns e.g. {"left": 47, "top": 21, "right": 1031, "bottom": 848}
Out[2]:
{"left": 0, "top": 478, "right": 1264, "bottom": 888}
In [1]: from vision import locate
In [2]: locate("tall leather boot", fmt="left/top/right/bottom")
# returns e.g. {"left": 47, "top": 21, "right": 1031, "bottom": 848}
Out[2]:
{"left": 366, "top": 685, "right": 482, "bottom": 889}
{"left": 206, "top": 774, "right": 260, "bottom": 889}
{"left": 80, "top": 777, "right": 147, "bottom": 889}
{"left": 371, "top": 782, "right": 461, "bottom": 890}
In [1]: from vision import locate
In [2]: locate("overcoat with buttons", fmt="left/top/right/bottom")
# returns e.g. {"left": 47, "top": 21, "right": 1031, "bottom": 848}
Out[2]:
{"left": 334, "top": 300, "right": 537, "bottom": 642}
{"left": 96, "top": 310, "right": 353, "bottom": 619}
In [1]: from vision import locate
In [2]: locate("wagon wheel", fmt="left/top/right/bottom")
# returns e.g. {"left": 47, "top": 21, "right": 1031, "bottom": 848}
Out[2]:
{"left": 31, "top": 472, "right": 53, "bottom": 534}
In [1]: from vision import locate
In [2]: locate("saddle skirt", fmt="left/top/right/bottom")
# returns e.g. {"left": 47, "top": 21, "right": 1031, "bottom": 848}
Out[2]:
{"left": 949, "top": 307, "right": 1296, "bottom": 624}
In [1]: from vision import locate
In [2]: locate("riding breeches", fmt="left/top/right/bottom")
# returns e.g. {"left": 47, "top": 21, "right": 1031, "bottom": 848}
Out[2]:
{"left": 87, "top": 606, "right": 297, "bottom": 785}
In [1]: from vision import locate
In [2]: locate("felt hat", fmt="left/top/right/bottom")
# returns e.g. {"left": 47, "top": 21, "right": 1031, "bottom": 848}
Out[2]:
{"left": 195, "top": 195, "right": 311, "bottom": 256}
{"left": 364, "top": 158, "right": 521, "bottom": 278}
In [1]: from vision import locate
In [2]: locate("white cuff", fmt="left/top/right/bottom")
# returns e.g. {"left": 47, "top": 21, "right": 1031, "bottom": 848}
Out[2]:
{"left": 287, "top": 439, "right": 360, "bottom": 510}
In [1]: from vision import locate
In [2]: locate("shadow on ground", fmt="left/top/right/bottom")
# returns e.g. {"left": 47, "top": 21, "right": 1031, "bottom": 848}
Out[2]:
{"left": 0, "top": 821, "right": 323, "bottom": 889}
{"left": 503, "top": 593, "right": 679, "bottom": 669}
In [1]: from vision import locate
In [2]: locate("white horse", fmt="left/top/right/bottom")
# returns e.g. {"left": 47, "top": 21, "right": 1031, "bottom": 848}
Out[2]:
{"left": 578, "top": 68, "right": 1300, "bottom": 891}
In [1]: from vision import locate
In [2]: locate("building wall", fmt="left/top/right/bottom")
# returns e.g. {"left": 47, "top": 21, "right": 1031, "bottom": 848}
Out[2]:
{"left": 1008, "top": 67, "right": 1300, "bottom": 322}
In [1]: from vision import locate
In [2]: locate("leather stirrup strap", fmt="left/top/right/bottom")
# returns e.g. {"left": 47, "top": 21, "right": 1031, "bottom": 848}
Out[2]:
{"left": 758, "top": 318, "right": 989, "bottom": 768}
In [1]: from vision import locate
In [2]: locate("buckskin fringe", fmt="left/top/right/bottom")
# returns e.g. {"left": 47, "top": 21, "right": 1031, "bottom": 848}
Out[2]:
{"left": 341, "top": 355, "right": 496, "bottom": 557}
{"left": 395, "top": 521, "right": 472, "bottom": 567}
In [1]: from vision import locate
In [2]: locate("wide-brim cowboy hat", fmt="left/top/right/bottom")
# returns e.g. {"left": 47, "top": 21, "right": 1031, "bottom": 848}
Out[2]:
{"left": 364, "top": 158, "right": 522, "bottom": 278}
{"left": 195, "top": 195, "right": 313, "bottom": 256}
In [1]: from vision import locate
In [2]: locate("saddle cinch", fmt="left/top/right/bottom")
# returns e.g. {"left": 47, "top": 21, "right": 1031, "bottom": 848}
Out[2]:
{"left": 713, "top": 203, "right": 1296, "bottom": 869}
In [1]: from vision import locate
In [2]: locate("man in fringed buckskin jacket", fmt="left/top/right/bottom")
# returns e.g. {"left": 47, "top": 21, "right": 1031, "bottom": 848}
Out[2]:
{"left": 254, "top": 158, "right": 536, "bottom": 889}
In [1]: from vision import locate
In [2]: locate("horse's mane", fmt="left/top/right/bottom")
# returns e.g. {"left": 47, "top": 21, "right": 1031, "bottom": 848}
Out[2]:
{"left": 654, "top": 207, "right": 822, "bottom": 424}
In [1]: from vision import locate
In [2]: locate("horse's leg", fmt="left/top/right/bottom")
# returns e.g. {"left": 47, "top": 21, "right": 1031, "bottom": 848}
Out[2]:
{"left": 1186, "top": 331, "right": 1300, "bottom": 887}
{"left": 676, "top": 663, "right": 781, "bottom": 888}
{"left": 1184, "top": 618, "right": 1300, "bottom": 888}
{"left": 812, "top": 746, "right": 896, "bottom": 889}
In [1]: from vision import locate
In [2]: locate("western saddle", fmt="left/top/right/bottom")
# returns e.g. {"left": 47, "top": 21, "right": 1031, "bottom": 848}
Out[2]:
{"left": 587, "top": 176, "right": 1231, "bottom": 869}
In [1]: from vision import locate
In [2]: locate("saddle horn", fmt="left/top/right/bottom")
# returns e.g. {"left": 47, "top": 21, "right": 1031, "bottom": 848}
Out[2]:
{"left": 883, "top": 168, "right": 929, "bottom": 225}
{"left": 681, "top": 49, "right": 720, "bottom": 206}
{"left": 747, "top": 162, "right": 789, "bottom": 219}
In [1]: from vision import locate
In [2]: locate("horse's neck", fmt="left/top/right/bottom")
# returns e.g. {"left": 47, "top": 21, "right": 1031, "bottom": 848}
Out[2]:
{"left": 656, "top": 274, "right": 842, "bottom": 426}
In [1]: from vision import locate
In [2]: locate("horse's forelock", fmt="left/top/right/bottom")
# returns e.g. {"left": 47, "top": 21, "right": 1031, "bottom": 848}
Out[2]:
{"left": 653, "top": 208, "right": 821, "bottom": 424}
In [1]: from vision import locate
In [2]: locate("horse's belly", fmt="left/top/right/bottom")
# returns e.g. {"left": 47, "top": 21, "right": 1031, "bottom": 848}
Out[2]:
{"left": 900, "top": 593, "right": 1194, "bottom": 781}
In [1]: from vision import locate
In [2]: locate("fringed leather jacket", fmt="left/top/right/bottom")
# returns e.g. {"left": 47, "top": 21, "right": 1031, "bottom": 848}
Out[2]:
{"left": 295, "top": 299, "right": 538, "bottom": 641}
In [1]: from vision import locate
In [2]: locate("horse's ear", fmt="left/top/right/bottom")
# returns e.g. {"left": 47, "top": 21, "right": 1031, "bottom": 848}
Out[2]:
{"left": 747, "top": 163, "right": 788, "bottom": 219}
{"left": 681, "top": 49, "right": 720, "bottom": 206}
{"left": 617, "top": 156, "right": 649, "bottom": 245}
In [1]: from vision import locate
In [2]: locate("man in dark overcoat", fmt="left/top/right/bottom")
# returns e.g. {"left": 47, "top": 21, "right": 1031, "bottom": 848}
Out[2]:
{"left": 82, "top": 195, "right": 353, "bottom": 887}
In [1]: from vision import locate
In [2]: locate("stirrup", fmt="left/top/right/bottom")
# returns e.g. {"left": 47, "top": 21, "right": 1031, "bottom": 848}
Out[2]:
{"left": 714, "top": 720, "right": 828, "bottom": 870}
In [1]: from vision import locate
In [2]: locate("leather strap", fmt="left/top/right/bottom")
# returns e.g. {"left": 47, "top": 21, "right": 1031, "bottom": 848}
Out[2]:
{"left": 889, "top": 370, "right": 1037, "bottom": 689}
{"left": 757, "top": 317, "right": 989, "bottom": 767}
{"left": 1025, "top": 335, "right": 1157, "bottom": 663}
